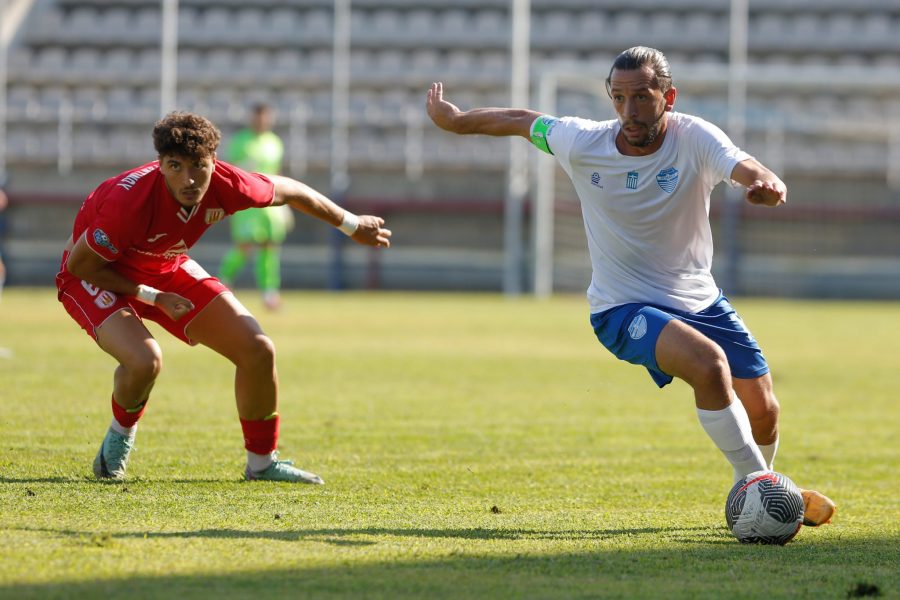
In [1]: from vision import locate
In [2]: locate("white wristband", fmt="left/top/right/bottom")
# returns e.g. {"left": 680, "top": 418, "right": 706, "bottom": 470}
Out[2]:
{"left": 338, "top": 211, "right": 359, "bottom": 236}
{"left": 135, "top": 284, "right": 160, "bottom": 305}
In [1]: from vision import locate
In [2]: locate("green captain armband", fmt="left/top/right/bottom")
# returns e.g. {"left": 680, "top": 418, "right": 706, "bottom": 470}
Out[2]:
{"left": 530, "top": 115, "right": 558, "bottom": 155}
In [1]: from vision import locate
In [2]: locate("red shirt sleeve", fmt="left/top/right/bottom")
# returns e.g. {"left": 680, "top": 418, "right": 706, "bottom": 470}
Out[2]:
{"left": 211, "top": 161, "right": 276, "bottom": 214}
{"left": 80, "top": 180, "right": 148, "bottom": 262}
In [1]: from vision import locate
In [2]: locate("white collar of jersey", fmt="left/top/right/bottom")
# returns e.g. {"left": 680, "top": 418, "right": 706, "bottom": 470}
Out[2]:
{"left": 177, "top": 204, "right": 200, "bottom": 223}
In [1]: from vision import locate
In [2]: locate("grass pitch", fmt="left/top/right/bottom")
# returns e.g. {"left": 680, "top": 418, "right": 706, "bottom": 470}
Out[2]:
{"left": 0, "top": 288, "right": 897, "bottom": 599}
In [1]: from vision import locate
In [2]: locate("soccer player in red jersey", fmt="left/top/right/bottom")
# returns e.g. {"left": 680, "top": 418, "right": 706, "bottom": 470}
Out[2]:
{"left": 56, "top": 112, "right": 392, "bottom": 483}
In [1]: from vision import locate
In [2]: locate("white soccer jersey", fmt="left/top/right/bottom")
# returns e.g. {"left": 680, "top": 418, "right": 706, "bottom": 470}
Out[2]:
{"left": 538, "top": 112, "right": 751, "bottom": 314}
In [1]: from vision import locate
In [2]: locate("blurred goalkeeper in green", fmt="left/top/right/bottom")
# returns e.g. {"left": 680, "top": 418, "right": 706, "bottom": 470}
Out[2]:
{"left": 219, "top": 103, "right": 294, "bottom": 310}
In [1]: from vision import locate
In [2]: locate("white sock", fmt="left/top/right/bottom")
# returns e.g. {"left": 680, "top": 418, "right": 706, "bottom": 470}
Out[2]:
{"left": 247, "top": 450, "right": 276, "bottom": 472}
{"left": 758, "top": 437, "right": 779, "bottom": 470}
{"left": 697, "top": 399, "right": 766, "bottom": 483}
{"left": 109, "top": 418, "right": 137, "bottom": 439}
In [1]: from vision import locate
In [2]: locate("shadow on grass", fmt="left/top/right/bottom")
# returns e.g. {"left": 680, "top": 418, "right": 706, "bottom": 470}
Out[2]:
{"left": 0, "top": 476, "right": 84, "bottom": 484}
{"left": 0, "top": 476, "right": 262, "bottom": 485}
{"left": 0, "top": 534, "right": 895, "bottom": 600}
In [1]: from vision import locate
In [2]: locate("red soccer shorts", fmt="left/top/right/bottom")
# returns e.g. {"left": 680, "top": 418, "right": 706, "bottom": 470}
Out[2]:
{"left": 56, "top": 255, "right": 229, "bottom": 345}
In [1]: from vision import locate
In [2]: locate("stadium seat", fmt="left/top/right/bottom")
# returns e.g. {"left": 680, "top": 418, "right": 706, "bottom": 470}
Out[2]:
{"left": 234, "top": 7, "right": 265, "bottom": 37}
{"left": 106, "top": 87, "right": 137, "bottom": 120}
{"left": 105, "top": 49, "right": 133, "bottom": 79}
{"left": 406, "top": 9, "right": 435, "bottom": 40}
{"left": 862, "top": 13, "right": 891, "bottom": 38}
{"left": 67, "top": 6, "right": 99, "bottom": 37}
{"left": 409, "top": 48, "right": 440, "bottom": 74}
{"left": 473, "top": 10, "right": 505, "bottom": 36}
{"left": 575, "top": 11, "right": 607, "bottom": 40}
{"left": 299, "top": 9, "right": 332, "bottom": 38}
{"left": 6, "top": 84, "right": 39, "bottom": 118}
{"left": 268, "top": 7, "right": 298, "bottom": 37}
{"left": 236, "top": 49, "right": 271, "bottom": 79}
{"left": 101, "top": 7, "right": 131, "bottom": 35}
{"left": 136, "top": 48, "right": 162, "bottom": 77}
{"left": 69, "top": 48, "right": 103, "bottom": 80}
{"left": 33, "top": 47, "right": 67, "bottom": 82}
{"left": 72, "top": 87, "right": 107, "bottom": 120}
{"left": 441, "top": 9, "right": 469, "bottom": 37}
{"left": 197, "top": 7, "right": 231, "bottom": 43}
{"left": 135, "top": 7, "right": 161, "bottom": 32}
{"left": 272, "top": 49, "right": 303, "bottom": 75}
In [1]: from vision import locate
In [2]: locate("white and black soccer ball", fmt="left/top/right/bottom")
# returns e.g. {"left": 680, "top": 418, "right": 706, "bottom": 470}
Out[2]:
{"left": 725, "top": 470, "right": 804, "bottom": 545}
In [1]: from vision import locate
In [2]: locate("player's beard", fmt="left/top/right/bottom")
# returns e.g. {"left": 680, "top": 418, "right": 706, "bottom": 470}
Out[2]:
{"left": 622, "top": 107, "right": 666, "bottom": 148}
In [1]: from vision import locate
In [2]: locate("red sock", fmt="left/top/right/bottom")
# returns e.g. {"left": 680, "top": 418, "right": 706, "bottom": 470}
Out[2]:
{"left": 240, "top": 414, "right": 279, "bottom": 454}
{"left": 112, "top": 396, "right": 146, "bottom": 428}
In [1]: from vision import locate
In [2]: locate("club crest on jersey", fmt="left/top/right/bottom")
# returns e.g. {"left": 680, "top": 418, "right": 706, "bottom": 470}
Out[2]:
{"left": 626, "top": 171, "right": 639, "bottom": 190}
{"left": 92, "top": 228, "right": 118, "bottom": 254}
{"left": 94, "top": 290, "right": 117, "bottom": 309}
{"left": 205, "top": 208, "right": 225, "bottom": 224}
{"left": 656, "top": 167, "right": 679, "bottom": 193}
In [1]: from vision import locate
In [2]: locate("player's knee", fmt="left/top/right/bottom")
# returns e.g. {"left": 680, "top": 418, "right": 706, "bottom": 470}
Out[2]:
{"left": 691, "top": 345, "right": 731, "bottom": 387}
{"left": 759, "top": 395, "right": 780, "bottom": 428}
{"left": 123, "top": 349, "right": 163, "bottom": 384}
{"left": 241, "top": 333, "right": 276, "bottom": 372}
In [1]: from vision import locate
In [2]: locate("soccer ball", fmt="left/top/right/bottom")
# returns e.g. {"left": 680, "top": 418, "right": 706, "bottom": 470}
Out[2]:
{"left": 725, "top": 470, "right": 804, "bottom": 545}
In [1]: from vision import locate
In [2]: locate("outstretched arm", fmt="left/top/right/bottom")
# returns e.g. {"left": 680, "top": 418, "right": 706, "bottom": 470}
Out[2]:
{"left": 268, "top": 175, "right": 392, "bottom": 248}
{"left": 731, "top": 158, "right": 787, "bottom": 207}
{"left": 426, "top": 82, "right": 541, "bottom": 140}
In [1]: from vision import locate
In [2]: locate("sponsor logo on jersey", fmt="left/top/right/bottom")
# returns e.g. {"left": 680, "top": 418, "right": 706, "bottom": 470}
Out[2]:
{"left": 116, "top": 165, "right": 156, "bottom": 191}
{"left": 626, "top": 171, "right": 639, "bottom": 190}
{"left": 162, "top": 240, "right": 189, "bottom": 258}
{"left": 205, "top": 208, "right": 225, "bottom": 224}
{"left": 95, "top": 290, "right": 117, "bottom": 309}
{"left": 591, "top": 172, "right": 603, "bottom": 188}
{"left": 135, "top": 239, "right": 189, "bottom": 259}
{"left": 656, "top": 167, "right": 679, "bottom": 193}
{"left": 628, "top": 314, "right": 648, "bottom": 340}
{"left": 146, "top": 233, "right": 167, "bottom": 243}
{"left": 92, "top": 228, "right": 118, "bottom": 254}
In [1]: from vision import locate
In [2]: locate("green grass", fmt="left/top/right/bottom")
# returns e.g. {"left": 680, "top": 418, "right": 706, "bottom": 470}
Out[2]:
{"left": 0, "top": 288, "right": 897, "bottom": 599}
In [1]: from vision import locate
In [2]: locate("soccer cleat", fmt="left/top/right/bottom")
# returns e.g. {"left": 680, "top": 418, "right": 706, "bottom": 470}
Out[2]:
{"left": 800, "top": 489, "right": 836, "bottom": 526}
{"left": 244, "top": 454, "right": 324, "bottom": 485}
{"left": 92, "top": 428, "right": 135, "bottom": 480}
{"left": 262, "top": 291, "right": 282, "bottom": 311}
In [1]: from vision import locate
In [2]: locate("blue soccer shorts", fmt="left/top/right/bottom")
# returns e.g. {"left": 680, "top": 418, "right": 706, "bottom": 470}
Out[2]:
{"left": 589, "top": 292, "right": 769, "bottom": 388}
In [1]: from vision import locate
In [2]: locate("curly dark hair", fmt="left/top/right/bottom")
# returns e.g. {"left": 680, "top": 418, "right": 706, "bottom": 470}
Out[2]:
{"left": 152, "top": 112, "right": 221, "bottom": 159}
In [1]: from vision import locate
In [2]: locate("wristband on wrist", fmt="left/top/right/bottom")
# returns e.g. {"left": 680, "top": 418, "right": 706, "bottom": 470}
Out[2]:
{"left": 338, "top": 210, "right": 359, "bottom": 236}
{"left": 135, "top": 284, "right": 161, "bottom": 305}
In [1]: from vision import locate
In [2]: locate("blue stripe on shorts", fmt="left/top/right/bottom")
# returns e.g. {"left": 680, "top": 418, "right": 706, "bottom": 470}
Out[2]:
{"left": 589, "top": 292, "right": 769, "bottom": 388}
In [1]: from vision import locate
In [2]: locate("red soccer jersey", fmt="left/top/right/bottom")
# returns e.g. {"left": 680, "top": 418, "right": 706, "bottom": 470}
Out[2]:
{"left": 70, "top": 160, "right": 275, "bottom": 281}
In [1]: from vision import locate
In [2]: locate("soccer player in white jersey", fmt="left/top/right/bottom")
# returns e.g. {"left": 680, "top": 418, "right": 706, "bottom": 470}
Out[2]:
{"left": 426, "top": 46, "right": 834, "bottom": 526}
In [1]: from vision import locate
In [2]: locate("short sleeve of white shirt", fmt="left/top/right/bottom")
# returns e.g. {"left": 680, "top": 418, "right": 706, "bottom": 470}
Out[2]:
{"left": 688, "top": 117, "right": 752, "bottom": 187}
{"left": 542, "top": 116, "right": 612, "bottom": 175}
